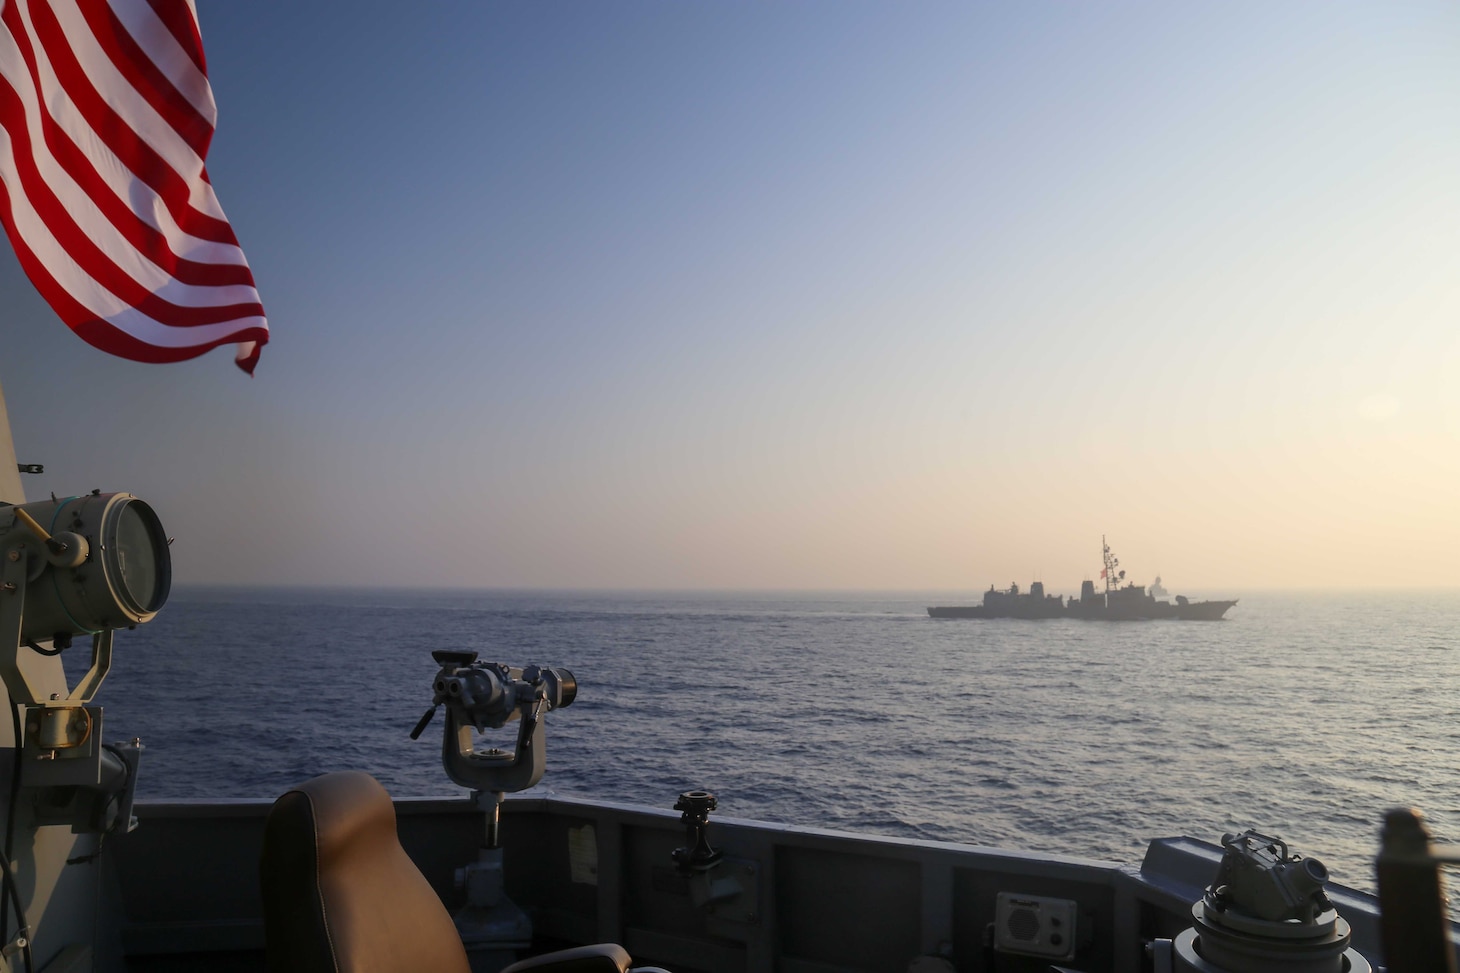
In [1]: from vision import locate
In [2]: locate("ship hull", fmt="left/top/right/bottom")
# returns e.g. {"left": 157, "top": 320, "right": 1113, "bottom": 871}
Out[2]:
{"left": 927, "top": 605, "right": 988, "bottom": 618}
{"left": 928, "top": 598, "right": 1238, "bottom": 620}
{"left": 1171, "top": 599, "right": 1237, "bottom": 620}
{"left": 926, "top": 602, "right": 1065, "bottom": 619}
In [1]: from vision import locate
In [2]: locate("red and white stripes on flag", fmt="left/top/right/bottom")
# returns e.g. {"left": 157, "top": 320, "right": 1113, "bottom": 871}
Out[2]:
{"left": 0, "top": 0, "right": 267, "bottom": 374}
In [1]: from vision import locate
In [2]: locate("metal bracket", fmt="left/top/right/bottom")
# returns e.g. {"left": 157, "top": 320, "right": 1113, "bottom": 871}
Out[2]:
{"left": 441, "top": 700, "right": 546, "bottom": 794}
{"left": 691, "top": 856, "right": 760, "bottom": 924}
{"left": 0, "top": 546, "right": 113, "bottom": 707}
{"left": 21, "top": 706, "right": 103, "bottom": 788}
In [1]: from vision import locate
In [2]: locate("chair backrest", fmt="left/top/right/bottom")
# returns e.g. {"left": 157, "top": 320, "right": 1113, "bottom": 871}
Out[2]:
{"left": 260, "top": 771, "right": 471, "bottom": 973}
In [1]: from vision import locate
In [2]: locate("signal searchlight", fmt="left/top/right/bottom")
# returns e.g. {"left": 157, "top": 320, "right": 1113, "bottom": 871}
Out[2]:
{"left": 0, "top": 493, "right": 170, "bottom": 834}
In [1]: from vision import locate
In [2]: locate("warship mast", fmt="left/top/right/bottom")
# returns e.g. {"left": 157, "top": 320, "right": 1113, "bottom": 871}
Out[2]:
{"left": 1101, "top": 535, "right": 1125, "bottom": 594}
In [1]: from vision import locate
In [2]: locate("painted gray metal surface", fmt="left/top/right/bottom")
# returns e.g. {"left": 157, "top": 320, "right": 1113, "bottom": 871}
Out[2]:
{"left": 111, "top": 793, "right": 1413, "bottom": 973}
{"left": 0, "top": 383, "right": 22, "bottom": 505}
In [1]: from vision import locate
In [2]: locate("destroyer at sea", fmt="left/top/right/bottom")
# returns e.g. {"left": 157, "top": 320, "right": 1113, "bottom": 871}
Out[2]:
{"left": 928, "top": 537, "right": 1238, "bottom": 620}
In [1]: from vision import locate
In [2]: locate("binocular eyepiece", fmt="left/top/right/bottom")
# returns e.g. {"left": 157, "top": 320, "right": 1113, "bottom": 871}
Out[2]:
{"left": 411, "top": 650, "right": 577, "bottom": 740}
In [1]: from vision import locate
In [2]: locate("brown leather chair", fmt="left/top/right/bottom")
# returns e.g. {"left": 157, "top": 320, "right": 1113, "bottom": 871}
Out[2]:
{"left": 260, "top": 771, "right": 634, "bottom": 973}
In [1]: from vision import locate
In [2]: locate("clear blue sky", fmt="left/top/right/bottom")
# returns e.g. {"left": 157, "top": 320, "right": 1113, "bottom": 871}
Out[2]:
{"left": 2, "top": 2, "right": 1457, "bottom": 589}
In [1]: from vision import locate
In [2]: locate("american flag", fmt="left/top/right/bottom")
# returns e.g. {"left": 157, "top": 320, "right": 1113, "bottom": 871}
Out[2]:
{"left": 0, "top": 0, "right": 267, "bottom": 373}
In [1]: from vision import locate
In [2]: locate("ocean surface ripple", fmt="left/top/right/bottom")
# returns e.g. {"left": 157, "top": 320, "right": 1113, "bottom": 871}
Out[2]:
{"left": 86, "top": 588, "right": 1460, "bottom": 895}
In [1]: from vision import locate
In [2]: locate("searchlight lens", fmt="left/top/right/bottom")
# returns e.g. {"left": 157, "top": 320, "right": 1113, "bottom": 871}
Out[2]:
{"left": 110, "top": 499, "right": 169, "bottom": 615}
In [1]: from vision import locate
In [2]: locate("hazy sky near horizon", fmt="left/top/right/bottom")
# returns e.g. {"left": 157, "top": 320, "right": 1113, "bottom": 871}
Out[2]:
{"left": 2, "top": 2, "right": 1458, "bottom": 590}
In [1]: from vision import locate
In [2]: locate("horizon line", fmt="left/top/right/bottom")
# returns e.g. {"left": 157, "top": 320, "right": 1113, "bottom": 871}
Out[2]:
{"left": 168, "top": 582, "right": 1460, "bottom": 594}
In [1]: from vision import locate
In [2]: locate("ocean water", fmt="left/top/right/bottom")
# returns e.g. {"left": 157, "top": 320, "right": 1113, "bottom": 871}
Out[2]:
{"left": 79, "top": 587, "right": 1460, "bottom": 895}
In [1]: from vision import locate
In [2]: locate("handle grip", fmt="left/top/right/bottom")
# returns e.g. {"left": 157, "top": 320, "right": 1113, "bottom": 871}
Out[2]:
{"left": 409, "top": 705, "right": 438, "bottom": 740}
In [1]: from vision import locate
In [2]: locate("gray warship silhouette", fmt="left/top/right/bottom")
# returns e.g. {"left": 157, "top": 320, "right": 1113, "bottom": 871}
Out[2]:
{"left": 928, "top": 538, "right": 1237, "bottom": 620}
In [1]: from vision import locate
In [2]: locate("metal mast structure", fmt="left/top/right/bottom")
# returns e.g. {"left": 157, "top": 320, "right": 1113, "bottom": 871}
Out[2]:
{"left": 1101, "top": 535, "right": 1126, "bottom": 594}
